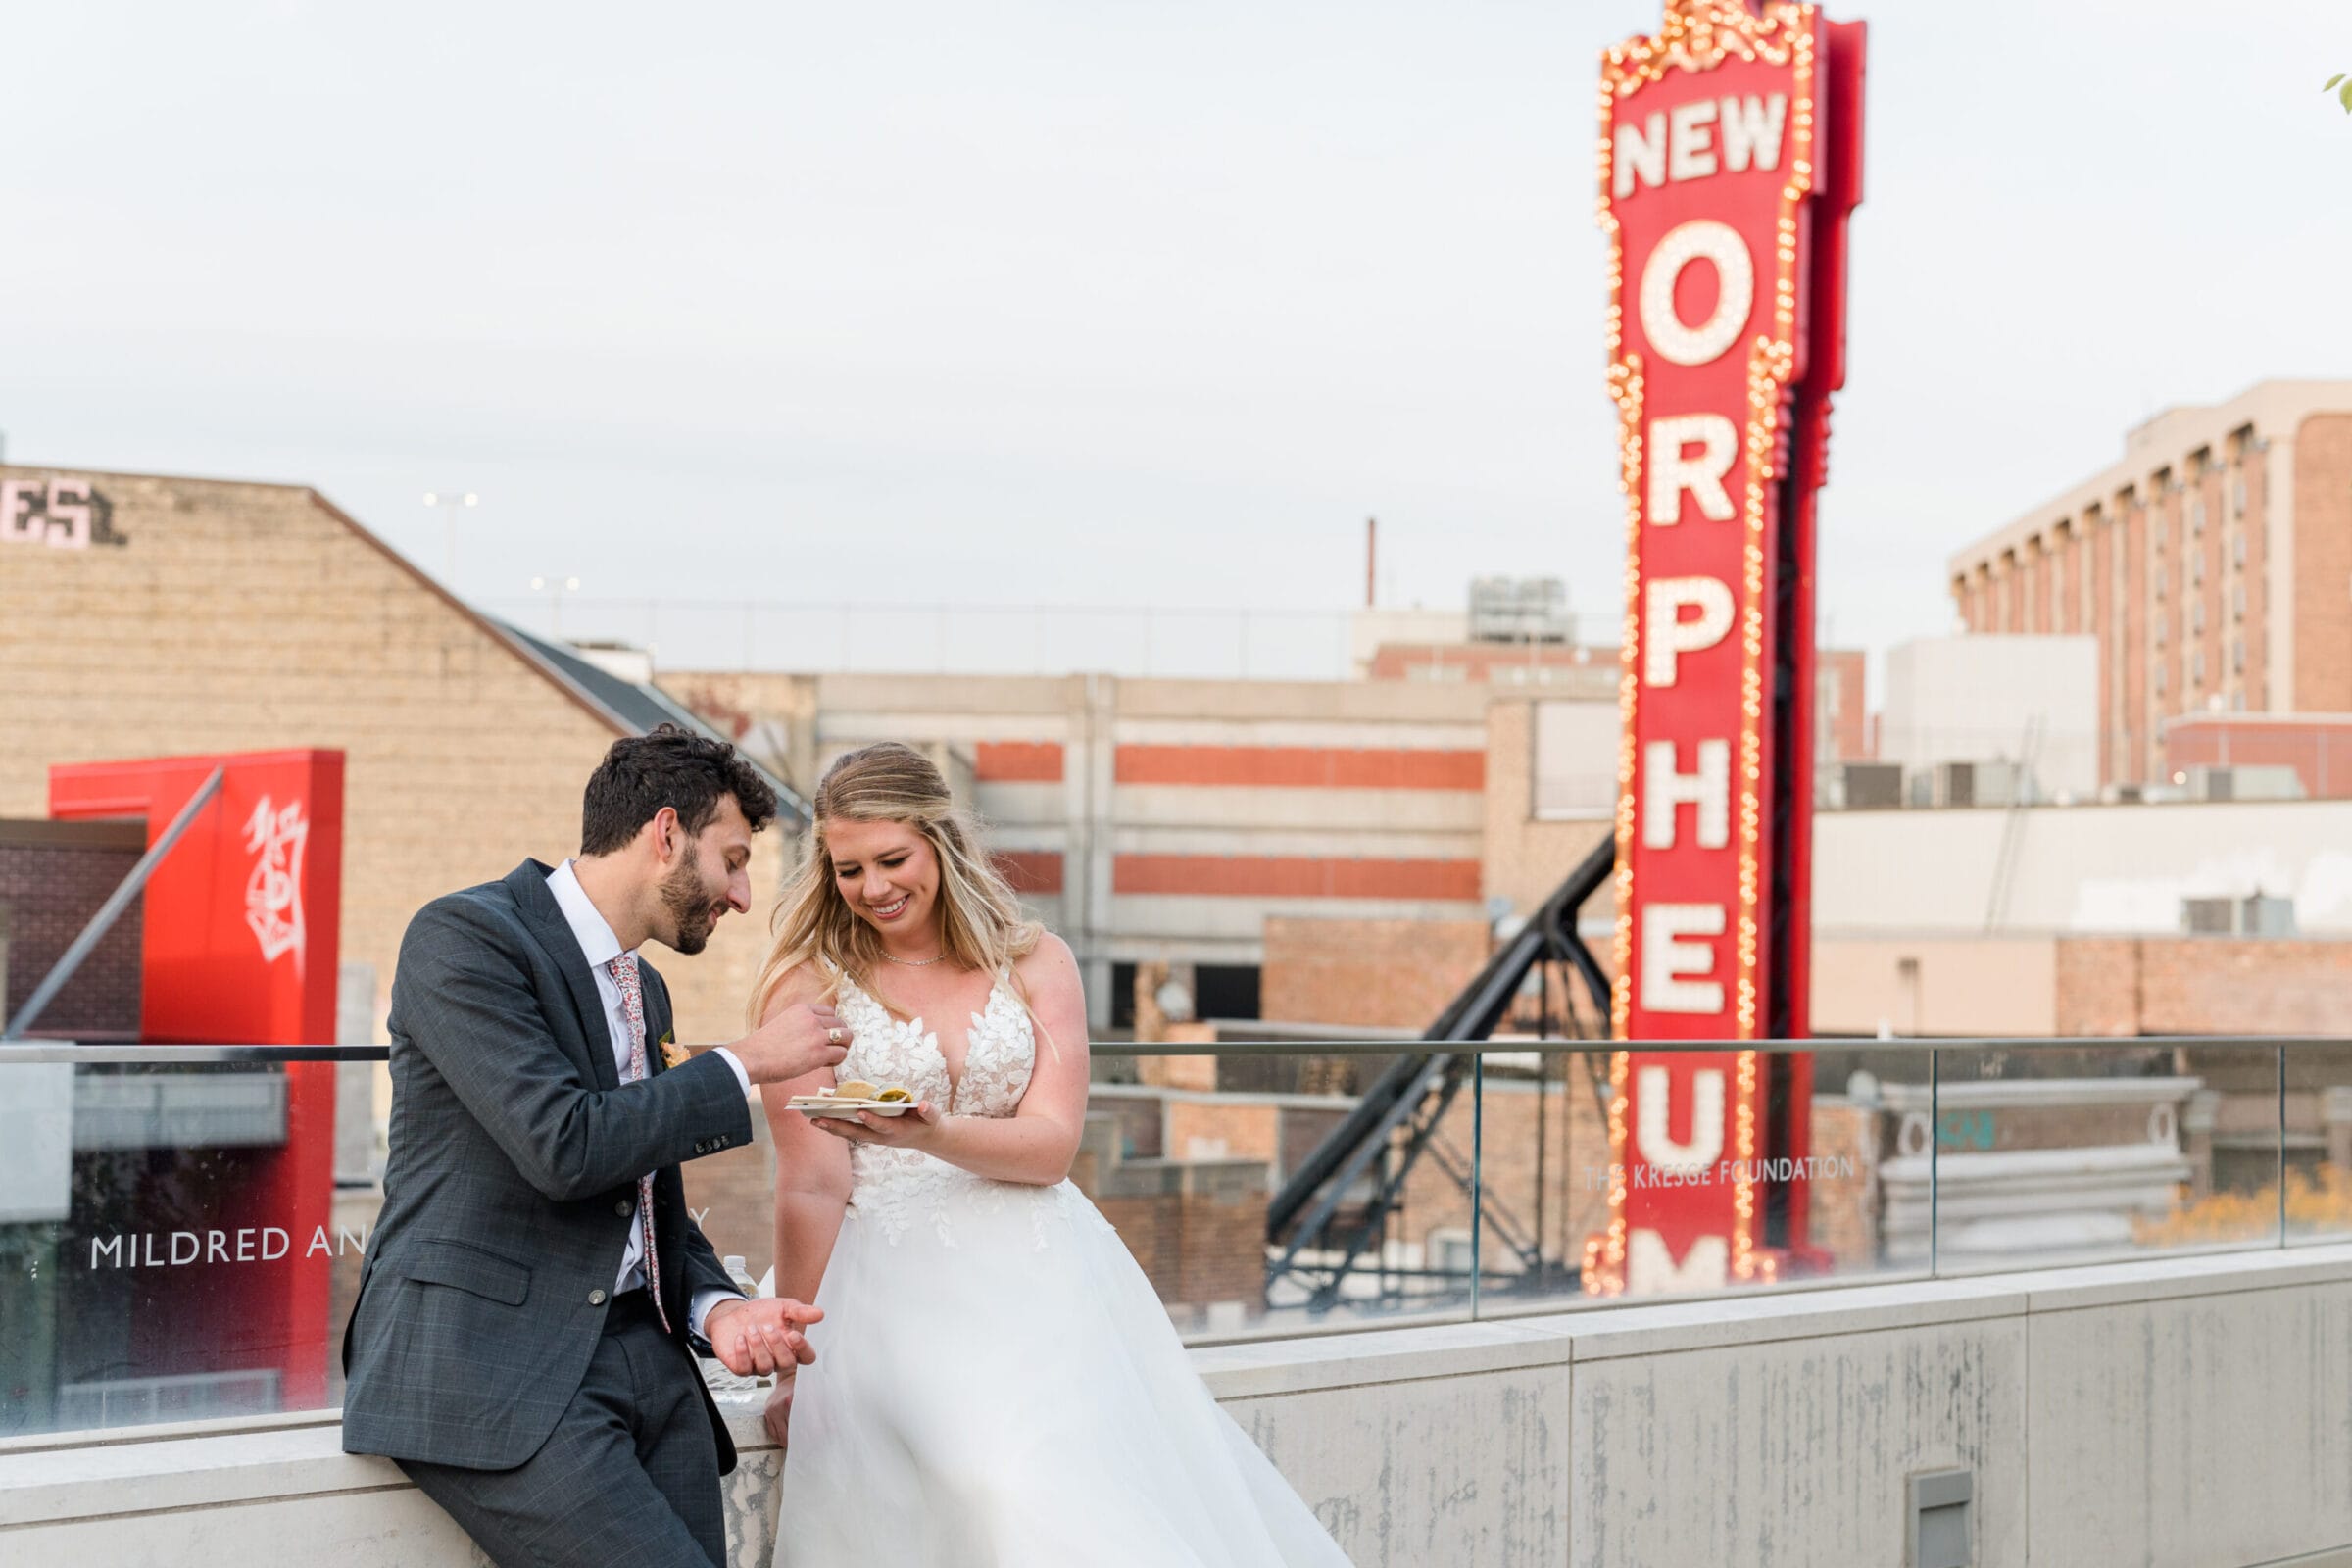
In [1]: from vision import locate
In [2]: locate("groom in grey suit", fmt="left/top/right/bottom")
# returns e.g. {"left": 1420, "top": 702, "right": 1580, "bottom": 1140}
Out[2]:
{"left": 344, "top": 725, "right": 853, "bottom": 1567}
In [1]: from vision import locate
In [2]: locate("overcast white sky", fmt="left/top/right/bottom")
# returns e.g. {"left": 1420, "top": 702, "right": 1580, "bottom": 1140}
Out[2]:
{"left": 10, "top": 2, "right": 2350, "bottom": 682}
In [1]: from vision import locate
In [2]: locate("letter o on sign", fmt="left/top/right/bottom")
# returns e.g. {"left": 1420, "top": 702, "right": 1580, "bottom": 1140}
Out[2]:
{"left": 1638, "top": 219, "right": 1754, "bottom": 368}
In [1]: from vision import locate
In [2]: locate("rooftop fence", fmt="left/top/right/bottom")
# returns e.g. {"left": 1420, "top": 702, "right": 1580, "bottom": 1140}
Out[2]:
{"left": 1, "top": 1033, "right": 2337, "bottom": 1444}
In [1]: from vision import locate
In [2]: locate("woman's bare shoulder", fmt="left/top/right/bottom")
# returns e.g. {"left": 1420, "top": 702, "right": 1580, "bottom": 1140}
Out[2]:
{"left": 1013, "top": 931, "right": 1081, "bottom": 991}
{"left": 758, "top": 959, "right": 832, "bottom": 1023}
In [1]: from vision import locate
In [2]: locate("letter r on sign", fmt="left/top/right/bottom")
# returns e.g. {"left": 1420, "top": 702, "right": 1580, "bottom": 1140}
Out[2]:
{"left": 1648, "top": 415, "right": 1737, "bottom": 525}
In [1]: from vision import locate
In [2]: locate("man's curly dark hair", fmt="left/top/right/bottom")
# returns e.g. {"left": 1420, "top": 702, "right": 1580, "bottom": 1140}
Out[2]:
{"left": 579, "top": 723, "right": 779, "bottom": 856}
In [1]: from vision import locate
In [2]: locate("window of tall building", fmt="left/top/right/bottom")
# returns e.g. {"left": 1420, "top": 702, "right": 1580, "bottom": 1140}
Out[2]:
{"left": 2194, "top": 650, "right": 2206, "bottom": 685}
{"left": 2234, "top": 582, "right": 2248, "bottom": 619}
{"left": 2233, "top": 531, "right": 2246, "bottom": 568}
{"left": 2191, "top": 553, "right": 2203, "bottom": 587}
{"left": 2190, "top": 498, "right": 2205, "bottom": 535}
{"left": 2233, "top": 475, "right": 2247, "bottom": 516}
{"left": 2154, "top": 565, "right": 2167, "bottom": 600}
{"left": 2155, "top": 615, "right": 2167, "bottom": 648}
{"left": 2233, "top": 638, "right": 2245, "bottom": 673}
{"left": 1532, "top": 700, "right": 1617, "bottom": 820}
{"left": 2155, "top": 663, "right": 2168, "bottom": 696}
{"left": 2192, "top": 601, "right": 2205, "bottom": 634}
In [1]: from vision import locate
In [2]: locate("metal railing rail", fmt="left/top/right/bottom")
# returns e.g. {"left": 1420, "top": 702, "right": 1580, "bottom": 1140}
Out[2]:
{"left": 7, "top": 1034, "right": 2352, "bottom": 1062}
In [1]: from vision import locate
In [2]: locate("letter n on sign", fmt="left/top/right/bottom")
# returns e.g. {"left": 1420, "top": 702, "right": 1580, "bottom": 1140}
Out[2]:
{"left": 1585, "top": 0, "right": 1865, "bottom": 1297}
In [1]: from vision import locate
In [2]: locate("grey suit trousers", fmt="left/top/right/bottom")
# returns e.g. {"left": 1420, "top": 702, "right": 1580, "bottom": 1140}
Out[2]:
{"left": 399, "top": 1291, "right": 726, "bottom": 1568}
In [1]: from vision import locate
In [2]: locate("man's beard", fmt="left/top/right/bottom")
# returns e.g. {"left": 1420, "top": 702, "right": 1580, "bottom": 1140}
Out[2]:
{"left": 659, "top": 858, "right": 722, "bottom": 955}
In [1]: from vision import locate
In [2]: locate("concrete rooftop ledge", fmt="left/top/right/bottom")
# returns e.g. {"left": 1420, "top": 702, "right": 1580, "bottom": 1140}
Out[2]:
{"left": 11, "top": 1243, "right": 2352, "bottom": 1566}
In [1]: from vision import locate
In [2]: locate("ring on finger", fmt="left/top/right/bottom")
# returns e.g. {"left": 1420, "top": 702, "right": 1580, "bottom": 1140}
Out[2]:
{"left": 827, "top": 1026, "right": 844, "bottom": 1044}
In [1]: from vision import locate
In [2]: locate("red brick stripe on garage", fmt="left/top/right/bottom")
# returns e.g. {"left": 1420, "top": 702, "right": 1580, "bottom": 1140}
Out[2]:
{"left": 994, "top": 851, "right": 1066, "bottom": 895}
{"left": 974, "top": 742, "right": 1066, "bottom": 782}
{"left": 1113, "top": 855, "right": 1480, "bottom": 901}
{"left": 1113, "top": 745, "right": 1484, "bottom": 790}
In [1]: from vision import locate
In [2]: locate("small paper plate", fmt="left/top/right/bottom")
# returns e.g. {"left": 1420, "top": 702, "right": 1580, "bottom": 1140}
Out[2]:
{"left": 787, "top": 1097, "right": 915, "bottom": 1118}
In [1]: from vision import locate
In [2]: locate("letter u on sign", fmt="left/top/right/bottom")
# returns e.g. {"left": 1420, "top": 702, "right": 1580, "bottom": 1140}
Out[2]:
{"left": 1634, "top": 1065, "right": 1727, "bottom": 1166}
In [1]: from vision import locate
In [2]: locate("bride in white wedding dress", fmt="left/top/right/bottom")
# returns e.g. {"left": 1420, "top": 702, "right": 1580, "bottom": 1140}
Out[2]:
{"left": 751, "top": 742, "right": 1351, "bottom": 1568}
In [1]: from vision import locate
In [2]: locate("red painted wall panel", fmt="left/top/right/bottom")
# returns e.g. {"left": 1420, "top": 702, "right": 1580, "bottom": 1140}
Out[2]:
{"left": 1112, "top": 854, "right": 1480, "bottom": 901}
{"left": 973, "top": 742, "right": 1065, "bottom": 783}
{"left": 1114, "top": 745, "right": 1485, "bottom": 791}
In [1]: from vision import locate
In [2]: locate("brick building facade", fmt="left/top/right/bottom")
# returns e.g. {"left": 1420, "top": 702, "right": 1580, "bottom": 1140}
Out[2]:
{"left": 669, "top": 669, "right": 1518, "bottom": 1028}
{"left": 0, "top": 466, "right": 796, "bottom": 1048}
{"left": 1947, "top": 380, "right": 2352, "bottom": 786}
{"left": 0, "top": 820, "right": 146, "bottom": 1039}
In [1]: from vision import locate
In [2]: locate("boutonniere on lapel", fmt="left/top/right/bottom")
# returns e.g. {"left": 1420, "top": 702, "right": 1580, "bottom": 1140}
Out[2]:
{"left": 658, "top": 1030, "right": 689, "bottom": 1071}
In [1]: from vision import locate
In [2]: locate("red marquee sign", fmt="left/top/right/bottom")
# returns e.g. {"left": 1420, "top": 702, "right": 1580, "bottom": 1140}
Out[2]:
{"left": 1587, "top": 1, "right": 1865, "bottom": 1295}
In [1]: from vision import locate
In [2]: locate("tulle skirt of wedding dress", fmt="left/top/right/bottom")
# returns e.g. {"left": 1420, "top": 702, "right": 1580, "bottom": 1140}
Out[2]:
{"left": 770, "top": 1174, "right": 1353, "bottom": 1567}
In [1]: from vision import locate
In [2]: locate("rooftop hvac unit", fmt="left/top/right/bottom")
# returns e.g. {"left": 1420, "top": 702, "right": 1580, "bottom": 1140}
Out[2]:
{"left": 1838, "top": 761, "right": 1904, "bottom": 810}
{"left": 1912, "top": 760, "right": 2020, "bottom": 809}
{"left": 2181, "top": 765, "right": 2306, "bottom": 803}
{"left": 2180, "top": 893, "right": 2298, "bottom": 936}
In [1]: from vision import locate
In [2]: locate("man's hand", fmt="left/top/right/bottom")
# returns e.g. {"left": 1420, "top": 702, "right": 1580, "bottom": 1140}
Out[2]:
{"left": 705, "top": 1297, "right": 823, "bottom": 1378}
{"left": 731, "top": 1003, "right": 853, "bottom": 1085}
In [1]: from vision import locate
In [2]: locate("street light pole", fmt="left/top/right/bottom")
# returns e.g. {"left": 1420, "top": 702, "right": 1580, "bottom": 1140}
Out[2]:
{"left": 422, "top": 490, "right": 479, "bottom": 589}
{"left": 529, "top": 574, "right": 581, "bottom": 639}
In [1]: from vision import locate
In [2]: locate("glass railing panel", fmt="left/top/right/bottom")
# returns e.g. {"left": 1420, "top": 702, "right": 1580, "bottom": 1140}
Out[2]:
{"left": 0, "top": 1055, "right": 348, "bottom": 1440}
{"left": 1093, "top": 1040, "right": 1471, "bottom": 1341}
{"left": 1468, "top": 1039, "right": 1936, "bottom": 1318}
{"left": 2278, "top": 1039, "right": 2352, "bottom": 1244}
{"left": 1927, "top": 1038, "right": 2279, "bottom": 1274}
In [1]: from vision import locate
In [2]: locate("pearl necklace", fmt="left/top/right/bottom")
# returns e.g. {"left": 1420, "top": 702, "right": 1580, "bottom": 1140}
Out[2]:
{"left": 881, "top": 950, "right": 946, "bottom": 967}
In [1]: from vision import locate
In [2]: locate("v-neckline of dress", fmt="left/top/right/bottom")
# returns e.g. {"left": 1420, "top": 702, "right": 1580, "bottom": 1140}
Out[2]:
{"left": 852, "top": 966, "right": 1004, "bottom": 1107}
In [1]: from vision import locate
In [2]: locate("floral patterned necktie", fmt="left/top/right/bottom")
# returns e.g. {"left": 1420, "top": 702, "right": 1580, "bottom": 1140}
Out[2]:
{"left": 605, "top": 953, "right": 671, "bottom": 1333}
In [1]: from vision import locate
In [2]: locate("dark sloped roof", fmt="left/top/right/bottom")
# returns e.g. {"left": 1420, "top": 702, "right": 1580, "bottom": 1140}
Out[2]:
{"left": 491, "top": 621, "right": 808, "bottom": 829}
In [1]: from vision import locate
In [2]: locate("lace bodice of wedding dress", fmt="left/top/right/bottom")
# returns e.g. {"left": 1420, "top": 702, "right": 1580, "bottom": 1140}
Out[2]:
{"left": 828, "top": 966, "right": 1102, "bottom": 1248}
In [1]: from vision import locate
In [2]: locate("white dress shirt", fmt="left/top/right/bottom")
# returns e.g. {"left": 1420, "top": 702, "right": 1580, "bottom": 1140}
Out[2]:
{"left": 547, "top": 859, "right": 747, "bottom": 1338}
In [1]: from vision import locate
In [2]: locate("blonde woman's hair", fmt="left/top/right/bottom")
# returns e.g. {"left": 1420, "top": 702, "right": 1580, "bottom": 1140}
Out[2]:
{"left": 750, "top": 742, "right": 1050, "bottom": 1043}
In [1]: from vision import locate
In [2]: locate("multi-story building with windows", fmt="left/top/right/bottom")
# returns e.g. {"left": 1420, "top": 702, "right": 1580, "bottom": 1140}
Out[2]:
{"left": 1946, "top": 380, "right": 2352, "bottom": 786}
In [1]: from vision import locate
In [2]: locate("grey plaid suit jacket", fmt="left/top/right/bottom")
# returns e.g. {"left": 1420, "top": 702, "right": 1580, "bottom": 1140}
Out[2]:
{"left": 342, "top": 859, "right": 753, "bottom": 1472}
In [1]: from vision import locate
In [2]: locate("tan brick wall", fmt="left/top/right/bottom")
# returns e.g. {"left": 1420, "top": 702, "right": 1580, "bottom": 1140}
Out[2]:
{"left": 1817, "top": 649, "right": 1870, "bottom": 762}
{"left": 1260, "top": 915, "right": 1490, "bottom": 1030}
{"left": 2133, "top": 938, "right": 2352, "bottom": 1036}
{"left": 2048, "top": 936, "right": 2352, "bottom": 1038}
{"left": 2124, "top": 501, "right": 2149, "bottom": 783}
{"left": 2193, "top": 466, "right": 2225, "bottom": 710}
{"left": 1804, "top": 1099, "right": 1878, "bottom": 1269}
{"left": 1166, "top": 1098, "right": 1281, "bottom": 1163}
{"left": 0, "top": 828, "right": 145, "bottom": 1037}
{"left": 0, "top": 467, "right": 790, "bottom": 1049}
{"left": 2053, "top": 937, "right": 2143, "bottom": 1036}
{"left": 2294, "top": 416, "right": 2352, "bottom": 712}
{"left": 2241, "top": 453, "right": 2270, "bottom": 710}
{"left": 1482, "top": 698, "right": 1615, "bottom": 920}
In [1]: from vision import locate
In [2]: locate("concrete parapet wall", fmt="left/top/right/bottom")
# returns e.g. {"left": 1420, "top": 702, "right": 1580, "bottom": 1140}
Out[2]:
{"left": 10, "top": 1247, "right": 2352, "bottom": 1565}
